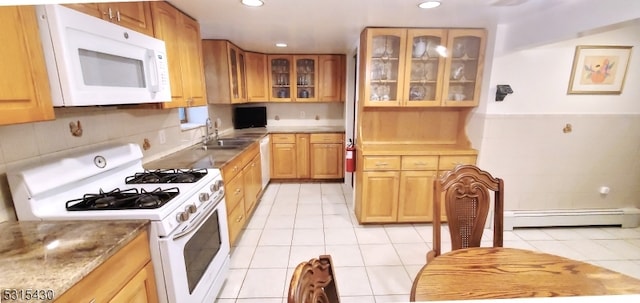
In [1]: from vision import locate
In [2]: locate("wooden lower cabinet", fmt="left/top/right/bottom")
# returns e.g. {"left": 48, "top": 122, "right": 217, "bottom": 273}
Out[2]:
{"left": 356, "top": 153, "right": 476, "bottom": 224}
{"left": 109, "top": 263, "right": 158, "bottom": 303}
{"left": 310, "top": 143, "right": 344, "bottom": 179}
{"left": 227, "top": 198, "right": 246, "bottom": 245}
{"left": 271, "top": 133, "right": 344, "bottom": 180}
{"left": 398, "top": 171, "right": 436, "bottom": 222}
{"left": 296, "top": 134, "right": 310, "bottom": 178}
{"left": 243, "top": 154, "right": 262, "bottom": 215}
{"left": 55, "top": 231, "right": 158, "bottom": 303}
{"left": 222, "top": 142, "right": 262, "bottom": 246}
{"left": 361, "top": 171, "right": 399, "bottom": 223}
{"left": 271, "top": 143, "right": 297, "bottom": 179}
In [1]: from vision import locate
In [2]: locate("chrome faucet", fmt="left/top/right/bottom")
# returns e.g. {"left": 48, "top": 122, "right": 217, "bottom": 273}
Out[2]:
{"left": 213, "top": 118, "right": 220, "bottom": 141}
{"left": 203, "top": 118, "right": 213, "bottom": 145}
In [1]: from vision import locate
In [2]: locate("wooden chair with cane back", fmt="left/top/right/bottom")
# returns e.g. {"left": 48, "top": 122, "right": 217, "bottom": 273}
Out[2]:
{"left": 427, "top": 164, "right": 504, "bottom": 262}
{"left": 288, "top": 254, "right": 340, "bottom": 303}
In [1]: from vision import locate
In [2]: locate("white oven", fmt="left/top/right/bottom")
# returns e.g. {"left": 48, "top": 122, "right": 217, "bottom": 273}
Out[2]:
{"left": 155, "top": 186, "right": 230, "bottom": 303}
{"left": 6, "top": 144, "right": 230, "bottom": 303}
{"left": 36, "top": 5, "right": 171, "bottom": 106}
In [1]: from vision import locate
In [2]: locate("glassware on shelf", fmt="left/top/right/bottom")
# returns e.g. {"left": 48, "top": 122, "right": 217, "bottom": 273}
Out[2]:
{"left": 452, "top": 41, "right": 466, "bottom": 58}
{"left": 409, "top": 86, "right": 425, "bottom": 100}
{"left": 451, "top": 63, "right": 464, "bottom": 80}
{"left": 413, "top": 37, "right": 427, "bottom": 58}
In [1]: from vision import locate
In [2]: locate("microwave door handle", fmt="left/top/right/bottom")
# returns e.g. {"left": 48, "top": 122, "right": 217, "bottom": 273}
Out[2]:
{"left": 147, "top": 49, "right": 161, "bottom": 93}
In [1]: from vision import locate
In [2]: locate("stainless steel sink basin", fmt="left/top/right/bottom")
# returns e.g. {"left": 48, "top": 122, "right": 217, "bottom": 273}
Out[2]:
{"left": 202, "top": 138, "right": 252, "bottom": 150}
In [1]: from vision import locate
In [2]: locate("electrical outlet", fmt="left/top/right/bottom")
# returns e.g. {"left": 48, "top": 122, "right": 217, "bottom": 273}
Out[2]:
{"left": 300, "top": 111, "right": 306, "bottom": 118}
{"left": 158, "top": 130, "right": 166, "bottom": 144}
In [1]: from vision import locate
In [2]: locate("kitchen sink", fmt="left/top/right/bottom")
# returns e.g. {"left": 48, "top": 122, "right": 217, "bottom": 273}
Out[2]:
{"left": 202, "top": 138, "right": 252, "bottom": 150}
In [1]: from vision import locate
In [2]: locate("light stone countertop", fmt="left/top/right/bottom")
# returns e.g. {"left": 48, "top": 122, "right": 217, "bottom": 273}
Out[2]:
{"left": 144, "top": 126, "right": 346, "bottom": 170}
{"left": 0, "top": 220, "right": 149, "bottom": 303}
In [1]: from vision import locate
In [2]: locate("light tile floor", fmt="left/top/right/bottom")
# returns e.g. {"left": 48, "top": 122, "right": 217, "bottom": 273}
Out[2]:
{"left": 216, "top": 182, "right": 640, "bottom": 303}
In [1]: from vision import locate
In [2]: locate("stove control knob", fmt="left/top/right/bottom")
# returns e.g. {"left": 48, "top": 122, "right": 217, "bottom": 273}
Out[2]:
{"left": 216, "top": 179, "right": 224, "bottom": 189}
{"left": 199, "top": 192, "right": 210, "bottom": 202}
{"left": 210, "top": 183, "right": 219, "bottom": 192}
{"left": 176, "top": 211, "right": 189, "bottom": 223}
{"left": 186, "top": 204, "right": 197, "bottom": 214}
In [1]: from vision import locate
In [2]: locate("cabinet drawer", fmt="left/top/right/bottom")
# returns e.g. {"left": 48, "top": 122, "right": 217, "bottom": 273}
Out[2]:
{"left": 363, "top": 156, "right": 401, "bottom": 171}
{"left": 438, "top": 155, "right": 477, "bottom": 171}
{"left": 222, "top": 156, "right": 243, "bottom": 180}
{"left": 271, "top": 133, "right": 296, "bottom": 143}
{"left": 402, "top": 156, "right": 438, "bottom": 170}
{"left": 224, "top": 173, "right": 244, "bottom": 213}
{"left": 310, "top": 133, "right": 343, "bottom": 143}
{"left": 243, "top": 141, "right": 260, "bottom": 160}
{"left": 227, "top": 198, "right": 246, "bottom": 246}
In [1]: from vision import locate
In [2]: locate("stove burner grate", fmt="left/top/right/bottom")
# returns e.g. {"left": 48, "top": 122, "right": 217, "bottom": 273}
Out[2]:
{"left": 125, "top": 168, "right": 208, "bottom": 184}
{"left": 65, "top": 187, "right": 180, "bottom": 211}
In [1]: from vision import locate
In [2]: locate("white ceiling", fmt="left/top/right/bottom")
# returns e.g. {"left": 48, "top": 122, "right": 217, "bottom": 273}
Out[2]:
{"left": 168, "top": 0, "right": 569, "bottom": 54}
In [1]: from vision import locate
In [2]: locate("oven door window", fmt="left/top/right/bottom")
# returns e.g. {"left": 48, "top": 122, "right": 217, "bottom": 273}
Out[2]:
{"left": 184, "top": 209, "right": 222, "bottom": 293}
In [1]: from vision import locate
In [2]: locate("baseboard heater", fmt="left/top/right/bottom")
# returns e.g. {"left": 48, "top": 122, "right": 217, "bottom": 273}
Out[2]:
{"left": 503, "top": 208, "right": 640, "bottom": 230}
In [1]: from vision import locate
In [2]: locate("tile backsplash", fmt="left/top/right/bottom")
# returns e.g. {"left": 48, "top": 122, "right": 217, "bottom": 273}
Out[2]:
{"left": 0, "top": 106, "right": 205, "bottom": 222}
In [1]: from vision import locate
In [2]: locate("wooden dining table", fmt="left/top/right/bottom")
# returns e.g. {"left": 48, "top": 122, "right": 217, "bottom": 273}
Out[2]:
{"left": 411, "top": 247, "right": 640, "bottom": 301}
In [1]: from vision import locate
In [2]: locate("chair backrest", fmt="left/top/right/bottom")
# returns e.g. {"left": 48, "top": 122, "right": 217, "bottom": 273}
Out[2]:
{"left": 429, "top": 164, "right": 504, "bottom": 261}
{"left": 288, "top": 254, "right": 340, "bottom": 303}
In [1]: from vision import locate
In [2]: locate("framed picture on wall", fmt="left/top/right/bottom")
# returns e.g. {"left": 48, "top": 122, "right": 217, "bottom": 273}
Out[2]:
{"left": 567, "top": 45, "right": 632, "bottom": 95}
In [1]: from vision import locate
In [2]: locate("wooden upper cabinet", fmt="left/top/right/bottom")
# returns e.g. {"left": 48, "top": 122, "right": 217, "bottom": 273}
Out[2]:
{"left": 245, "top": 52, "right": 269, "bottom": 102}
{"left": 202, "top": 40, "right": 247, "bottom": 104}
{"left": 293, "top": 55, "right": 319, "bottom": 102}
{"left": 361, "top": 28, "right": 407, "bottom": 107}
{"left": 360, "top": 27, "right": 485, "bottom": 108}
{"left": 0, "top": 6, "right": 55, "bottom": 126}
{"left": 268, "top": 55, "right": 294, "bottom": 102}
{"left": 179, "top": 15, "right": 207, "bottom": 107}
{"left": 318, "top": 55, "right": 345, "bottom": 102}
{"left": 441, "top": 29, "right": 486, "bottom": 107}
{"left": 64, "top": 2, "right": 154, "bottom": 36}
{"left": 150, "top": 1, "right": 183, "bottom": 106}
{"left": 150, "top": 2, "right": 205, "bottom": 108}
{"left": 403, "top": 29, "right": 447, "bottom": 107}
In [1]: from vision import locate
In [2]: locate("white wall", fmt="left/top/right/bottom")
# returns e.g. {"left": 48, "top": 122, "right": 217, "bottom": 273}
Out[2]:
{"left": 477, "top": 24, "right": 640, "bottom": 212}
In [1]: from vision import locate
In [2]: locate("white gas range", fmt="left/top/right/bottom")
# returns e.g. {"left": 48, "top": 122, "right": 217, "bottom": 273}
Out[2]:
{"left": 6, "top": 143, "right": 230, "bottom": 303}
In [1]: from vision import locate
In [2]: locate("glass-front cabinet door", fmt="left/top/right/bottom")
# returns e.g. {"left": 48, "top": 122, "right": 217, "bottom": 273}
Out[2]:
{"left": 293, "top": 56, "right": 318, "bottom": 102}
{"left": 362, "top": 28, "right": 406, "bottom": 107}
{"left": 268, "top": 55, "right": 293, "bottom": 102}
{"left": 442, "top": 29, "right": 486, "bottom": 107}
{"left": 403, "top": 29, "right": 447, "bottom": 107}
{"left": 228, "top": 43, "right": 246, "bottom": 103}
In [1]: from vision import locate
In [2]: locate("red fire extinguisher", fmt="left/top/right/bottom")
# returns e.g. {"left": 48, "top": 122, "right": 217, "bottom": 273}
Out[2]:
{"left": 346, "top": 139, "right": 356, "bottom": 172}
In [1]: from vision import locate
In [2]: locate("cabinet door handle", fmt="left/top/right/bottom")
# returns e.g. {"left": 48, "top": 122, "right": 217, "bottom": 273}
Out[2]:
{"left": 105, "top": 7, "right": 113, "bottom": 19}
{"left": 116, "top": 10, "right": 121, "bottom": 22}
{"left": 415, "top": 161, "right": 427, "bottom": 166}
{"left": 236, "top": 215, "right": 244, "bottom": 222}
{"left": 89, "top": 299, "right": 96, "bottom": 303}
{"left": 234, "top": 188, "right": 241, "bottom": 194}
{"left": 375, "top": 162, "right": 388, "bottom": 166}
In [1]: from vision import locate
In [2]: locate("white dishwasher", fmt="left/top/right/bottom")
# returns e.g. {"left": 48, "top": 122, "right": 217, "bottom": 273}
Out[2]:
{"left": 259, "top": 135, "right": 270, "bottom": 189}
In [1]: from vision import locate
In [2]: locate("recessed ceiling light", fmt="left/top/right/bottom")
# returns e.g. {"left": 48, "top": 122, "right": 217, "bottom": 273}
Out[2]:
{"left": 241, "top": 0, "right": 264, "bottom": 7}
{"left": 418, "top": 1, "right": 441, "bottom": 9}
{"left": 275, "top": 43, "right": 287, "bottom": 48}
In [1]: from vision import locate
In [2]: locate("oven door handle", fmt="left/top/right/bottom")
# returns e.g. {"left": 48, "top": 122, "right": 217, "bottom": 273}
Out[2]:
{"left": 172, "top": 194, "right": 224, "bottom": 240}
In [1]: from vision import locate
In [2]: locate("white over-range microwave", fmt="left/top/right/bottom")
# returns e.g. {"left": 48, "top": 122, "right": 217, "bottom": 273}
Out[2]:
{"left": 35, "top": 5, "right": 172, "bottom": 106}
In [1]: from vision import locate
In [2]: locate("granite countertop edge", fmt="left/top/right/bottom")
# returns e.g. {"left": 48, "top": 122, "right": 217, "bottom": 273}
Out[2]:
{"left": 0, "top": 220, "right": 149, "bottom": 303}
